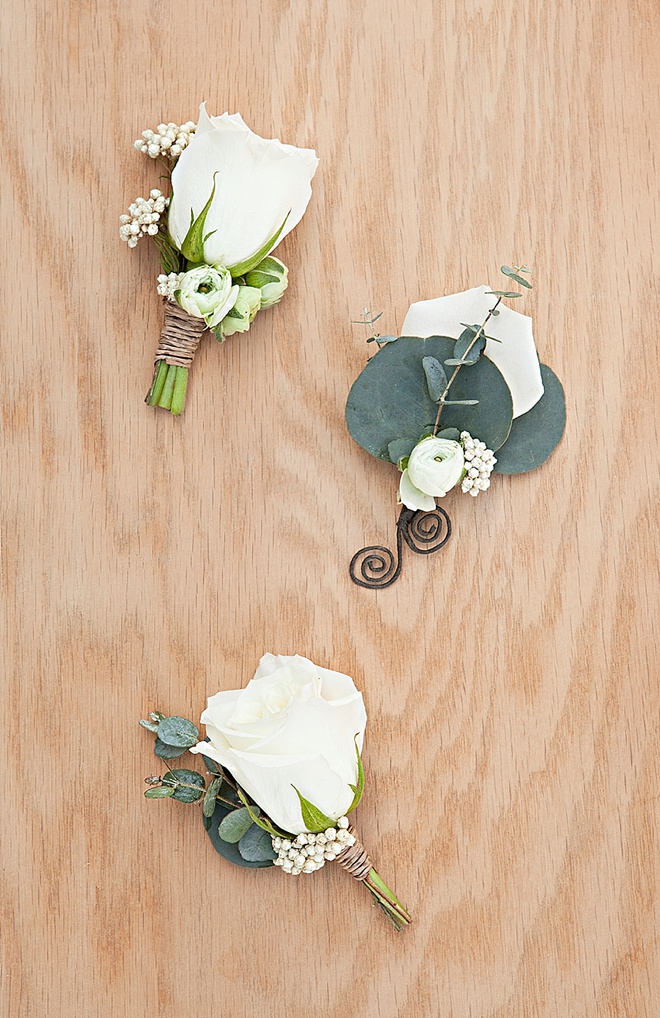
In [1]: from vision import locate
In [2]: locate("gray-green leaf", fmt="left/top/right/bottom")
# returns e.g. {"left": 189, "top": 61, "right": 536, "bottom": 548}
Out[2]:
{"left": 163, "top": 768, "right": 205, "bottom": 803}
{"left": 500, "top": 267, "right": 532, "bottom": 288}
{"left": 144, "top": 786, "right": 175, "bottom": 799}
{"left": 452, "top": 326, "right": 486, "bottom": 366}
{"left": 492, "top": 364, "right": 565, "bottom": 474}
{"left": 422, "top": 356, "right": 448, "bottom": 402}
{"left": 203, "top": 802, "right": 274, "bottom": 869}
{"left": 154, "top": 738, "right": 187, "bottom": 760}
{"left": 139, "top": 719, "right": 159, "bottom": 733}
{"left": 157, "top": 717, "right": 199, "bottom": 748}
{"left": 436, "top": 427, "right": 461, "bottom": 441}
{"left": 387, "top": 437, "right": 416, "bottom": 466}
{"left": 203, "top": 777, "right": 222, "bottom": 818}
{"left": 238, "top": 825, "right": 277, "bottom": 863}
{"left": 218, "top": 807, "right": 254, "bottom": 843}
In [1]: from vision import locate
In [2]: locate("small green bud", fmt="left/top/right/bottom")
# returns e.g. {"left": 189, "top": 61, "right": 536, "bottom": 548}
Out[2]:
{"left": 218, "top": 285, "right": 262, "bottom": 339}
{"left": 245, "top": 256, "right": 288, "bottom": 309}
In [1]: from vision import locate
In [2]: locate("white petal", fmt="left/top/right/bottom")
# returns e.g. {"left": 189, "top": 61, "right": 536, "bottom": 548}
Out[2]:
{"left": 399, "top": 469, "right": 436, "bottom": 511}
{"left": 169, "top": 109, "right": 318, "bottom": 268}
{"left": 401, "top": 285, "right": 544, "bottom": 418}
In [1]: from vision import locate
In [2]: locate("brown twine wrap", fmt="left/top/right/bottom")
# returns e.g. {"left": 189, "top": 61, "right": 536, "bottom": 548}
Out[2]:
{"left": 336, "top": 825, "right": 372, "bottom": 881}
{"left": 155, "top": 300, "right": 207, "bottom": 368}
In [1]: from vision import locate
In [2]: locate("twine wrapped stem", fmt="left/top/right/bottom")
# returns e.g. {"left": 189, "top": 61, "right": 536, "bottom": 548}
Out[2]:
{"left": 145, "top": 301, "right": 208, "bottom": 414}
{"left": 336, "top": 825, "right": 412, "bottom": 930}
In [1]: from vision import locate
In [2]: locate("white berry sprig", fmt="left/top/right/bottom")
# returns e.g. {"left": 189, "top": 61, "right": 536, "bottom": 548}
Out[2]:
{"left": 119, "top": 189, "right": 169, "bottom": 248}
{"left": 272, "top": 816, "right": 355, "bottom": 875}
{"left": 156, "top": 272, "right": 184, "bottom": 301}
{"left": 134, "top": 121, "right": 196, "bottom": 162}
{"left": 460, "top": 431, "right": 496, "bottom": 496}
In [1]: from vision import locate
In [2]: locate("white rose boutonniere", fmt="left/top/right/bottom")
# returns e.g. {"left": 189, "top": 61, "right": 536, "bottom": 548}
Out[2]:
{"left": 120, "top": 103, "right": 318, "bottom": 415}
{"left": 140, "top": 654, "right": 411, "bottom": 931}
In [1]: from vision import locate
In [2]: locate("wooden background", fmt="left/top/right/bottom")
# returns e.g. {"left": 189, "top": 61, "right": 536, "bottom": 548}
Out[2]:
{"left": 2, "top": 1, "right": 658, "bottom": 1015}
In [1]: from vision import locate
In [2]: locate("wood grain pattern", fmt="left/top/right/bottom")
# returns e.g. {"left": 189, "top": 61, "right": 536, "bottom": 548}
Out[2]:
{"left": 1, "top": 1, "right": 658, "bottom": 1015}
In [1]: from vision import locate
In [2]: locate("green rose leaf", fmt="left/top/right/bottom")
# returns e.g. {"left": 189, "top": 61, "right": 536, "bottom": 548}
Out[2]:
{"left": 157, "top": 717, "right": 199, "bottom": 748}
{"left": 347, "top": 738, "right": 365, "bottom": 813}
{"left": 227, "top": 212, "right": 290, "bottom": 277}
{"left": 238, "top": 825, "right": 277, "bottom": 863}
{"left": 218, "top": 807, "right": 254, "bottom": 843}
{"left": 492, "top": 364, "right": 566, "bottom": 474}
{"left": 203, "top": 802, "right": 274, "bottom": 869}
{"left": 144, "top": 786, "right": 175, "bottom": 799}
{"left": 163, "top": 769, "right": 205, "bottom": 803}
{"left": 179, "top": 174, "right": 218, "bottom": 263}
{"left": 154, "top": 738, "right": 187, "bottom": 760}
{"left": 345, "top": 336, "right": 513, "bottom": 458}
{"left": 292, "top": 787, "right": 335, "bottom": 833}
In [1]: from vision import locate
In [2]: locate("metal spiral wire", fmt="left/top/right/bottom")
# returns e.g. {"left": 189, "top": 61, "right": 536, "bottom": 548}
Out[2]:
{"left": 349, "top": 506, "right": 451, "bottom": 589}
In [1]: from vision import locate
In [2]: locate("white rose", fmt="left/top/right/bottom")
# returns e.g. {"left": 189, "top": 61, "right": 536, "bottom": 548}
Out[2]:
{"left": 176, "top": 264, "right": 238, "bottom": 328}
{"left": 398, "top": 436, "right": 464, "bottom": 510}
{"left": 168, "top": 104, "right": 319, "bottom": 273}
{"left": 189, "top": 654, "right": 367, "bottom": 835}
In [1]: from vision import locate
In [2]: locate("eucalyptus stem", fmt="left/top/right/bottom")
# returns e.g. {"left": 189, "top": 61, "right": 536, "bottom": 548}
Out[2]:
{"left": 433, "top": 296, "right": 501, "bottom": 434}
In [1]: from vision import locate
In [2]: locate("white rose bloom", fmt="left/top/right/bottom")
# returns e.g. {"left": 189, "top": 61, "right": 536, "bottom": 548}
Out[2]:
{"left": 168, "top": 104, "right": 319, "bottom": 272}
{"left": 176, "top": 265, "right": 238, "bottom": 328}
{"left": 189, "top": 654, "right": 367, "bottom": 835}
{"left": 402, "top": 285, "right": 544, "bottom": 418}
{"left": 398, "top": 436, "right": 464, "bottom": 510}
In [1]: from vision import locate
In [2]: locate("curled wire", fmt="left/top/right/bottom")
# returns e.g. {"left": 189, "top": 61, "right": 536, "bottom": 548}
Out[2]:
{"left": 349, "top": 506, "right": 451, "bottom": 589}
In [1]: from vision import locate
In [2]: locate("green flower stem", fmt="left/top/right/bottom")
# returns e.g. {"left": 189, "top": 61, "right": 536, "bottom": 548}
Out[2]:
{"left": 170, "top": 367, "right": 189, "bottom": 416}
{"left": 363, "top": 868, "right": 412, "bottom": 931}
{"left": 158, "top": 364, "right": 177, "bottom": 410}
{"left": 145, "top": 359, "right": 169, "bottom": 407}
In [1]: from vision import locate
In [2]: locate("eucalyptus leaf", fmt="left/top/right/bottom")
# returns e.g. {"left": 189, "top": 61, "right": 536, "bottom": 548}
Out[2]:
{"left": 139, "top": 719, "right": 159, "bottom": 733}
{"left": 501, "top": 266, "right": 532, "bottom": 288}
{"left": 486, "top": 290, "right": 522, "bottom": 299}
{"left": 492, "top": 364, "right": 566, "bottom": 474}
{"left": 163, "top": 768, "right": 205, "bottom": 803}
{"left": 440, "top": 399, "right": 479, "bottom": 406}
{"left": 387, "top": 438, "right": 416, "bottom": 465}
{"left": 154, "top": 738, "right": 187, "bottom": 760}
{"left": 218, "top": 807, "right": 254, "bottom": 843}
{"left": 203, "top": 802, "right": 274, "bottom": 869}
{"left": 238, "top": 825, "right": 277, "bottom": 863}
{"left": 203, "top": 777, "right": 222, "bottom": 818}
{"left": 436, "top": 428, "right": 461, "bottom": 441}
{"left": 422, "top": 356, "right": 447, "bottom": 401}
{"left": 157, "top": 717, "right": 199, "bottom": 748}
{"left": 376, "top": 335, "right": 399, "bottom": 345}
{"left": 144, "top": 786, "right": 175, "bottom": 799}
{"left": 452, "top": 326, "right": 486, "bottom": 366}
{"left": 292, "top": 787, "right": 335, "bottom": 833}
{"left": 346, "top": 336, "right": 513, "bottom": 457}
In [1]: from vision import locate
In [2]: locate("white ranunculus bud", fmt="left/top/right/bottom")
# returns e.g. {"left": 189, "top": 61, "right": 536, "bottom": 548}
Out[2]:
{"left": 168, "top": 104, "right": 318, "bottom": 273}
{"left": 244, "top": 256, "right": 289, "bottom": 308}
{"left": 217, "top": 285, "right": 262, "bottom": 339}
{"left": 189, "top": 654, "right": 366, "bottom": 835}
{"left": 175, "top": 265, "right": 238, "bottom": 329}
{"left": 398, "top": 436, "right": 465, "bottom": 510}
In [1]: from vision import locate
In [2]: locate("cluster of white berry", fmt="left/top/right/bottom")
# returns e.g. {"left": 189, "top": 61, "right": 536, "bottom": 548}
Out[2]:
{"left": 460, "top": 431, "right": 496, "bottom": 496}
{"left": 156, "top": 272, "right": 184, "bottom": 301}
{"left": 272, "top": 816, "right": 355, "bottom": 875}
{"left": 119, "top": 190, "right": 169, "bottom": 248}
{"left": 134, "top": 121, "right": 196, "bottom": 161}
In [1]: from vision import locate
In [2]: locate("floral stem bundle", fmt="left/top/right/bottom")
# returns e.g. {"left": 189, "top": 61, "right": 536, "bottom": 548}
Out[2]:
{"left": 121, "top": 106, "right": 318, "bottom": 415}
{"left": 140, "top": 654, "right": 412, "bottom": 931}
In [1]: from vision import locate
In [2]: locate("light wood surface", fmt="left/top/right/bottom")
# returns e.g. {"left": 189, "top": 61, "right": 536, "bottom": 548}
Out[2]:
{"left": 2, "top": 1, "right": 658, "bottom": 1015}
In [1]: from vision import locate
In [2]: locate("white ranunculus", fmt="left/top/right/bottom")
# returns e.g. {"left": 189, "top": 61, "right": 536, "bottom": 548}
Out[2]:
{"left": 218, "top": 285, "right": 261, "bottom": 339}
{"left": 176, "top": 264, "right": 238, "bottom": 328}
{"left": 402, "top": 285, "right": 544, "bottom": 418}
{"left": 245, "top": 256, "right": 289, "bottom": 308}
{"left": 399, "top": 436, "right": 464, "bottom": 510}
{"left": 169, "top": 104, "right": 319, "bottom": 272}
{"left": 189, "top": 654, "right": 367, "bottom": 835}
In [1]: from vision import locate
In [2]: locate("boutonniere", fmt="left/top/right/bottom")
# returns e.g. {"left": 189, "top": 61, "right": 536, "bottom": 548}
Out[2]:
{"left": 346, "top": 268, "right": 565, "bottom": 587}
{"left": 120, "top": 104, "right": 318, "bottom": 414}
{"left": 140, "top": 654, "right": 411, "bottom": 931}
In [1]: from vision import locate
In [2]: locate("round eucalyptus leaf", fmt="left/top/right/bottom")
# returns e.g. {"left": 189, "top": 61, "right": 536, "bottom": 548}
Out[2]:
{"left": 203, "top": 802, "right": 274, "bottom": 869}
{"left": 156, "top": 716, "right": 199, "bottom": 748}
{"left": 163, "top": 768, "right": 205, "bottom": 803}
{"left": 493, "top": 364, "right": 566, "bottom": 474}
{"left": 218, "top": 807, "right": 253, "bottom": 843}
{"left": 144, "top": 786, "right": 175, "bottom": 799}
{"left": 345, "top": 336, "right": 513, "bottom": 461}
{"left": 154, "top": 737, "right": 187, "bottom": 760}
{"left": 238, "top": 824, "right": 277, "bottom": 863}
